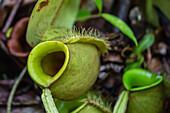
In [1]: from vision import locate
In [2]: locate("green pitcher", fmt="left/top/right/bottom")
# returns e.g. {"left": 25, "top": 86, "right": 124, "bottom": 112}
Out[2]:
{"left": 113, "top": 68, "right": 164, "bottom": 113}
{"left": 27, "top": 32, "right": 108, "bottom": 101}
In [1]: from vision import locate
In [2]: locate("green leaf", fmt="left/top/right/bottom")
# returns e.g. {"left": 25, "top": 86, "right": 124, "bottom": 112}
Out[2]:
{"left": 77, "top": 9, "right": 91, "bottom": 17}
{"left": 102, "top": 13, "right": 138, "bottom": 46}
{"left": 94, "top": 0, "right": 102, "bottom": 13}
{"left": 26, "top": 0, "right": 81, "bottom": 47}
{"left": 6, "top": 27, "right": 13, "bottom": 38}
{"left": 76, "top": 9, "right": 91, "bottom": 21}
{"left": 134, "top": 33, "right": 155, "bottom": 53}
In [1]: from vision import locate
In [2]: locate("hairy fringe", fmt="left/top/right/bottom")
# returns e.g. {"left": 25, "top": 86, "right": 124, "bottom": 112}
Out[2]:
{"left": 80, "top": 94, "right": 112, "bottom": 113}
{"left": 67, "top": 26, "right": 101, "bottom": 37}
{"left": 35, "top": 29, "right": 45, "bottom": 40}
{"left": 40, "top": 26, "right": 109, "bottom": 54}
{"left": 63, "top": 27, "right": 103, "bottom": 41}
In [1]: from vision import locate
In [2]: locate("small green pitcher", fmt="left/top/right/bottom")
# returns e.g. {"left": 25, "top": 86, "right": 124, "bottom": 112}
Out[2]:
{"left": 114, "top": 68, "right": 164, "bottom": 113}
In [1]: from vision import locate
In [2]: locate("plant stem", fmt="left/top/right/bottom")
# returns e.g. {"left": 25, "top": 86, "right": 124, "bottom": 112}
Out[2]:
{"left": 41, "top": 88, "right": 59, "bottom": 113}
{"left": 2, "top": 0, "right": 23, "bottom": 33}
{"left": 113, "top": 90, "right": 129, "bottom": 113}
{"left": 71, "top": 102, "right": 88, "bottom": 113}
{"left": 76, "top": 14, "right": 101, "bottom": 21}
{"left": 7, "top": 66, "right": 27, "bottom": 113}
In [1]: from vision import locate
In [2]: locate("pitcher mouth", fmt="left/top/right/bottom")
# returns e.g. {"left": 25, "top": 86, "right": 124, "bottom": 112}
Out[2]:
{"left": 123, "top": 68, "right": 163, "bottom": 91}
{"left": 41, "top": 51, "right": 65, "bottom": 77}
{"left": 27, "top": 41, "right": 69, "bottom": 87}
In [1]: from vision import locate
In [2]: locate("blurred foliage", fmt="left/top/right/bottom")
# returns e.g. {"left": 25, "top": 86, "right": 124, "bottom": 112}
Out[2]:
{"left": 125, "top": 33, "right": 155, "bottom": 71}
{"left": 6, "top": 27, "right": 12, "bottom": 38}
{"left": 94, "top": 0, "right": 102, "bottom": 13}
{"left": 134, "top": 33, "right": 154, "bottom": 53}
{"left": 135, "top": 0, "right": 170, "bottom": 27}
{"left": 76, "top": 9, "right": 91, "bottom": 21}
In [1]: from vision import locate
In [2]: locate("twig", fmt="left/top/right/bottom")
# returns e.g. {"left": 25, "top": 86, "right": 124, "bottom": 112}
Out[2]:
{"left": 0, "top": 40, "right": 9, "bottom": 53}
{"left": 76, "top": 14, "right": 101, "bottom": 21}
{"left": 7, "top": 66, "right": 27, "bottom": 113}
{"left": 2, "top": 0, "right": 23, "bottom": 33}
{"left": 0, "top": 40, "right": 24, "bottom": 68}
{"left": 0, "top": 0, "right": 4, "bottom": 10}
